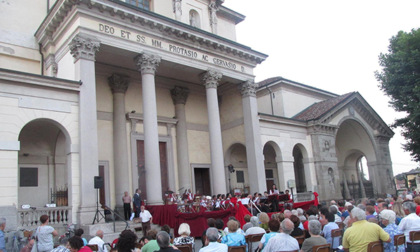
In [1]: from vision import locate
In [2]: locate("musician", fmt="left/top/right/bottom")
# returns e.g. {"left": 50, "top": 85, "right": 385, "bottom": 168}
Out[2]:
{"left": 259, "top": 191, "right": 271, "bottom": 213}
{"left": 269, "top": 184, "right": 280, "bottom": 212}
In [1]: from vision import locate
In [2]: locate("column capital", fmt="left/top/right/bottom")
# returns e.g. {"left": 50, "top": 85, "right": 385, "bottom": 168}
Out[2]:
{"left": 239, "top": 80, "right": 258, "bottom": 97}
{"left": 171, "top": 86, "right": 190, "bottom": 105}
{"left": 134, "top": 53, "right": 161, "bottom": 75}
{"left": 201, "top": 70, "right": 222, "bottom": 89}
{"left": 69, "top": 34, "right": 100, "bottom": 62}
{"left": 108, "top": 73, "right": 130, "bottom": 94}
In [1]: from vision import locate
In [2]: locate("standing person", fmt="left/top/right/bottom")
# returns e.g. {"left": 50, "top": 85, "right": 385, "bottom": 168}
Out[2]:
{"left": 35, "top": 215, "right": 58, "bottom": 252}
{"left": 0, "top": 218, "right": 6, "bottom": 252}
{"left": 269, "top": 184, "right": 279, "bottom": 212}
{"left": 133, "top": 189, "right": 142, "bottom": 218}
{"left": 122, "top": 191, "right": 132, "bottom": 221}
{"left": 139, "top": 206, "right": 153, "bottom": 237}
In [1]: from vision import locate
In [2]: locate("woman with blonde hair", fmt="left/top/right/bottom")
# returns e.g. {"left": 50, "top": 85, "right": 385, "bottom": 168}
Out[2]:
{"left": 173, "top": 223, "right": 194, "bottom": 245}
{"left": 258, "top": 212, "right": 270, "bottom": 231}
{"left": 392, "top": 199, "right": 405, "bottom": 225}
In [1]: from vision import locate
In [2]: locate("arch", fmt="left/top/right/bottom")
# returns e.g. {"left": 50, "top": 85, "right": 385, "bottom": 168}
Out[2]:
{"left": 18, "top": 118, "right": 72, "bottom": 207}
{"left": 263, "top": 141, "right": 281, "bottom": 192}
{"left": 225, "top": 143, "right": 248, "bottom": 193}
{"left": 336, "top": 118, "right": 377, "bottom": 198}
{"left": 293, "top": 143, "right": 308, "bottom": 193}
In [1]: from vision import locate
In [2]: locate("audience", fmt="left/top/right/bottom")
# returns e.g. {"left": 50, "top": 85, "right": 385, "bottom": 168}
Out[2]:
{"left": 289, "top": 215, "right": 303, "bottom": 237}
{"left": 322, "top": 212, "right": 339, "bottom": 250}
{"left": 88, "top": 230, "right": 107, "bottom": 252}
{"left": 116, "top": 230, "right": 138, "bottom": 252}
{"left": 156, "top": 231, "right": 178, "bottom": 252}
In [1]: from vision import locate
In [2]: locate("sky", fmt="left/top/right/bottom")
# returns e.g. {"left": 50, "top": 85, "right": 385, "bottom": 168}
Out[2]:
{"left": 223, "top": 0, "right": 420, "bottom": 176}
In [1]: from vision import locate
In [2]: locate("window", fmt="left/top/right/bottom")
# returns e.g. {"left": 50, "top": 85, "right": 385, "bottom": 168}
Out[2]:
{"left": 265, "top": 169, "right": 274, "bottom": 178}
{"left": 20, "top": 167, "right": 38, "bottom": 187}
{"left": 236, "top": 170, "right": 244, "bottom": 183}
{"left": 126, "top": 0, "right": 150, "bottom": 10}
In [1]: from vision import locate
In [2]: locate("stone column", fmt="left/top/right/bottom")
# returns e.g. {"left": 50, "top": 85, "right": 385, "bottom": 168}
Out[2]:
{"left": 240, "top": 80, "right": 266, "bottom": 193}
{"left": 171, "top": 86, "right": 191, "bottom": 191}
{"left": 69, "top": 34, "right": 100, "bottom": 224}
{"left": 108, "top": 74, "right": 130, "bottom": 208}
{"left": 134, "top": 53, "right": 163, "bottom": 205}
{"left": 201, "top": 70, "right": 226, "bottom": 194}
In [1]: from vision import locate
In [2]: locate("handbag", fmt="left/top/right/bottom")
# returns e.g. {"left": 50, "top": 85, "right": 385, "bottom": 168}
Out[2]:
{"left": 31, "top": 227, "right": 39, "bottom": 252}
{"left": 30, "top": 239, "right": 38, "bottom": 252}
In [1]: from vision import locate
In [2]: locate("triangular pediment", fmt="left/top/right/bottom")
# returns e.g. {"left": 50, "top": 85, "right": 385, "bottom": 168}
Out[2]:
{"left": 294, "top": 92, "right": 394, "bottom": 138}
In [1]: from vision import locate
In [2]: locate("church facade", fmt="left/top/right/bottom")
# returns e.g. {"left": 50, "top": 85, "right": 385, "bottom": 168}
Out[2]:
{"left": 0, "top": 0, "right": 395, "bottom": 226}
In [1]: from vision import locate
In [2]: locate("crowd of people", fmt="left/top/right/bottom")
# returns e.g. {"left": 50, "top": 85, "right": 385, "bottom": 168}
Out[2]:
{"left": 4, "top": 190, "right": 420, "bottom": 252}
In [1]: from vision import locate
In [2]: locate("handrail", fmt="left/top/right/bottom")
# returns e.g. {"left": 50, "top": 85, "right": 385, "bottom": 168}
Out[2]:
{"left": 102, "top": 205, "right": 129, "bottom": 232}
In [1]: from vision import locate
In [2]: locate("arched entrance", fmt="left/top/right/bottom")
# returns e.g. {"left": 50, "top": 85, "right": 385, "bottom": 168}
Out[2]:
{"left": 263, "top": 142, "right": 280, "bottom": 192}
{"left": 336, "top": 119, "right": 377, "bottom": 199}
{"left": 225, "top": 143, "right": 248, "bottom": 194}
{"left": 293, "top": 144, "right": 308, "bottom": 193}
{"left": 18, "top": 119, "right": 70, "bottom": 207}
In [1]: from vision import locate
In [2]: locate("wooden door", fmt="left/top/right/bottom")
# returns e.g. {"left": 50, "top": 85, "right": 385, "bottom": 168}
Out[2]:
{"left": 194, "top": 168, "right": 211, "bottom": 195}
{"left": 266, "top": 180, "right": 274, "bottom": 193}
{"left": 136, "top": 140, "right": 168, "bottom": 200}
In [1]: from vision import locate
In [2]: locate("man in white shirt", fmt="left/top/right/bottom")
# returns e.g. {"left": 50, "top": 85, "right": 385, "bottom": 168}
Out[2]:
{"left": 140, "top": 205, "right": 153, "bottom": 237}
{"left": 199, "top": 228, "right": 227, "bottom": 252}
{"left": 398, "top": 201, "right": 420, "bottom": 251}
{"left": 88, "top": 230, "right": 107, "bottom": 252}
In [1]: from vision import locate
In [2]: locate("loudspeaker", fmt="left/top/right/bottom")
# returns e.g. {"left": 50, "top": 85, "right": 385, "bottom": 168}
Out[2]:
{"left": 94, "top": 176, "right": 104, "bottom": 189}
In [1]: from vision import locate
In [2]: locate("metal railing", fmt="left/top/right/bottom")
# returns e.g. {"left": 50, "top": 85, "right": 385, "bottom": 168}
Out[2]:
{"left": 102, "top": 205, "right": 129, "bottom": 232}
{"left": 17, "top": 207, "right": 72, "bottom": 228}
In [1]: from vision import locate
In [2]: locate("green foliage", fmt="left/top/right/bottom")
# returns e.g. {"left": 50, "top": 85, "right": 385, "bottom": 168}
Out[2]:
{"left": 376, "top": 28, "right": 420, "bottom": 162}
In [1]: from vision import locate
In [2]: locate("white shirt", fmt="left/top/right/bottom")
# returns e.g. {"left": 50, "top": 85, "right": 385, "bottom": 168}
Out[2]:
{"left": 88, "top": 236, "right": 108, "bottom": 252}
{"left": 140, "top": 210, "right": 152, "bottom": 223}
{"left": 398, "top": 213, "right": 420, "bottom": 242}
{"left": 263, "top": 233, "right": 299, "bottom": 252}
{"left": 199, "top": 242, "right": 228, "bottom": 252}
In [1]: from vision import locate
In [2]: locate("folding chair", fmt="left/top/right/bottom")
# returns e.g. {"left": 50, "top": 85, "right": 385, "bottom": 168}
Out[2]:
{"left": 247, "top": 233, "right": 264, "bottom": 252}
{"left": 86, "top": 244, "right": 99, "bottom": 251}
{"left": 409, "top": 231, "right": 420, "bottom": 252}
{"left": 312, "top": 243, "right": 330, "bottom": 252}
{"left": 367, "top": 241, "right": 383, "bottom": 252}
{"left": 228, "top": 245, "right": 246, "bottom": 252}
{"left": 394, "top": 234, "right": 405, "bottom": 252}
{"left": 176, "top": 243, "right": 193, "bottom": 252}
{"left": 331, "top": 228, "right": 343, "bottom": 249}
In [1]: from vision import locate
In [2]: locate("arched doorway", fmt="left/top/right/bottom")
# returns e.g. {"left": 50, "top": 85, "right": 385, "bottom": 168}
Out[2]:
{"left": 336, "top": 119, "right": 376, "bottom": 199}
{"left": 293, "top": 144, "right": 307, "bottom": 193}
{"left": 18, "top": 119, "right": 70, "bottom": 207}
{"left": 263, "top": 142, "right": 280, "bottom": 192}
{"left": 225, "top": 143, "right": 248, "bottom": 194}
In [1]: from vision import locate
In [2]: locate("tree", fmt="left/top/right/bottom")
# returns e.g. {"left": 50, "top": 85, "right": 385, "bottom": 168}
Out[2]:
{"left": 376, "top": 28, "right": 420, "bottom": 162}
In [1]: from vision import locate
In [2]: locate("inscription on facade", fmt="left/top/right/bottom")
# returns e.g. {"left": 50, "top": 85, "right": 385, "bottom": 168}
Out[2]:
{"left": 97, "top": 22, "right": 247, "bottom": 73}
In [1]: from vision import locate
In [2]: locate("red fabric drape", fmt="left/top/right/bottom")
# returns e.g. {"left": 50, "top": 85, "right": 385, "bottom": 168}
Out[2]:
{"left": 313, "top": 192, "right": 319, "bottom": 206}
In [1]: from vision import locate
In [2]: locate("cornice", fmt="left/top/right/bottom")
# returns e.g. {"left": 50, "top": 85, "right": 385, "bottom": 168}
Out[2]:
{"left": 0, "top": 68, "right": 80, "bottom": 92}
{"left": 35, "top": 0, "right": 267, "bottom": 65}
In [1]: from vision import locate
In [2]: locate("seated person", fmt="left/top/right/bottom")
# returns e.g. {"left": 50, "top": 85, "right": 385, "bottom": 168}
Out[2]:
{"left": 221, "top": 220, "right": 246, "bottom": 247}
{"left": 258, "top": 219, "right": 280, "bottom": 251}
{"left": 301, "top": 220, "right": 327, "bottom": 252}
{"left": 173, "top": 223, "right": 194, "bottom": 245}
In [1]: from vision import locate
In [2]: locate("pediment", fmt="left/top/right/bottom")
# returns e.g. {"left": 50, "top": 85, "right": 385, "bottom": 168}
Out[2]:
{"left": 295, "top": 92, "right": 394, "bottom": 138}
